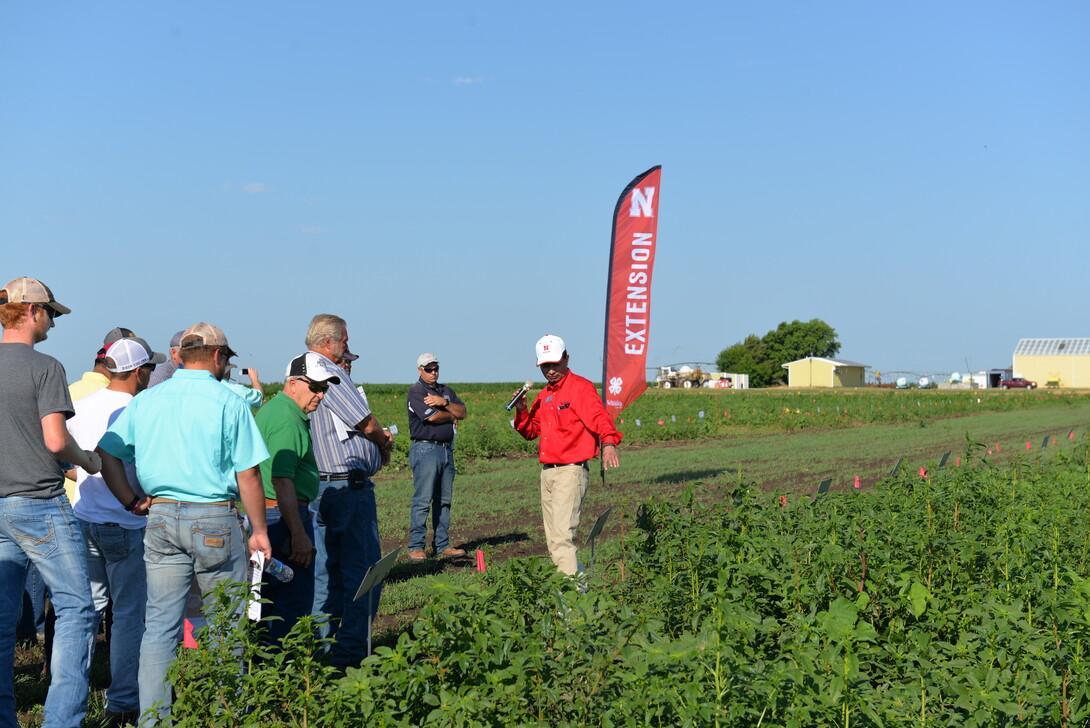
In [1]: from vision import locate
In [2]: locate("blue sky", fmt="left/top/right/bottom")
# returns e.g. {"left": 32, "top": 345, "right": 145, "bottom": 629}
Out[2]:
{"left": 3, "top": 2, "right": 1087, "bottom": 384}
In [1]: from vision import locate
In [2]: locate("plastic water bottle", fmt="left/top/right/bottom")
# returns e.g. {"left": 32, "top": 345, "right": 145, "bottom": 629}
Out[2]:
{"left": 265, "top": 557, "right": 294, "bottom": 583}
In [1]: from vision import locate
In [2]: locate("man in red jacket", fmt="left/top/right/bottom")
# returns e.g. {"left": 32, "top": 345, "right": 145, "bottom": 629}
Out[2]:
{"left": 513, "top": 335, "right": 621, "bottom": 575}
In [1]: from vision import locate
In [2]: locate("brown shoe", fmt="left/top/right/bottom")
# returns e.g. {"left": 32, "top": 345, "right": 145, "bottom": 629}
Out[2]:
{"left": 407, "top": 549, "right": 427, "bottom": 561}
{"left": 438, "top": 547, "right": 466, "bottom": 558}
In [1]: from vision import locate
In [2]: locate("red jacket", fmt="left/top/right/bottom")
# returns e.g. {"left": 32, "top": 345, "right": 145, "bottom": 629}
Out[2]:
{"left": 514, "top": 371, "right": 622, "bottom": 464}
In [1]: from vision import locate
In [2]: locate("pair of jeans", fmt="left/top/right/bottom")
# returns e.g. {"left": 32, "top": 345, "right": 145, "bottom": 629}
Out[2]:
{"left": 0, "top": 495, "right": 96, "bottom": 728}
{"left": 78, "top": 519, "right": 145, "bottom": 714}
{"left": 139, "top": 502, "right": 246, "bottom": 725}
{"left": 17, "top": 562, "right": 46, "bottom": 638}
{"left": 311, "top": 478, "right": 381, "bottom": 667}
{"left": 408, "top": 441, "right": 456, "bottom": 553}
{"left": 261, "top": 504, "right": 315, "bottom": 643}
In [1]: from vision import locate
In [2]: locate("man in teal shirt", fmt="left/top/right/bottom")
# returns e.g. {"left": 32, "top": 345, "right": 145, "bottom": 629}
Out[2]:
{"left": 97, "top": 322, "right": 271, "bottom": 725}
{"left": 255, "top": 352, "right": 339, "bottom": 641}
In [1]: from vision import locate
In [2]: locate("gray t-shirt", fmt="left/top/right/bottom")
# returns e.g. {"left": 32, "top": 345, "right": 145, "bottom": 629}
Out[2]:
{"left": 0, "top": 343, "right": 74, "bottom": 498}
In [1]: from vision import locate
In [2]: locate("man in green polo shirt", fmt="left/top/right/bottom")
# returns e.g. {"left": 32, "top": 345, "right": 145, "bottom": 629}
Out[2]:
{"left": 255, "top": 352, "right": 340, "bottom": 641}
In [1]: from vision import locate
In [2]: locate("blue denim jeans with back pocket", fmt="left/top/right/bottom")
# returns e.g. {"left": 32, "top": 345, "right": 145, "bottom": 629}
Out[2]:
{"left": 0, "top": 495, "right": 96, "bottom": 728}
{"left": 78, "top": 519, "right": 145, "bottom": 714}
{"left": 310, "top": 478, "right": 381, "bottom": 668}
{"left": 138, "top": 502, "right": 246, "bottom": 725}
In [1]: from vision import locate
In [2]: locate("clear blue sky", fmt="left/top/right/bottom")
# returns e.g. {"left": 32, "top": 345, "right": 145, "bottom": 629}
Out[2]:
{"left": 3, "top": 2, "right": 1087, "bottom": 384}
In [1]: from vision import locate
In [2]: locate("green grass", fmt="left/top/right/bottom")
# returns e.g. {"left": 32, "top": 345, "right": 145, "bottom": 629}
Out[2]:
{"left": 14, "top": 392, "right": 1090, "bottom": 724}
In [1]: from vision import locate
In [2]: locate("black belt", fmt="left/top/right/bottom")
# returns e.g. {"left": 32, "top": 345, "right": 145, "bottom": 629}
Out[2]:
{"left": 319, "top": 471, "right": 373, "bottom": 490}
{"left": 542, "top": 461, "right": 588, "bottom": 470}
{"left": 412, "top": 439, "right": 452, "bottom": 448}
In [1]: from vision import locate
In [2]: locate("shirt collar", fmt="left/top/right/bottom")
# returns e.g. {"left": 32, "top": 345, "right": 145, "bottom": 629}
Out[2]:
{"left": 546, "top": 370, "right": 571, "bottom": 391}
{"left": 275, "top": 391, "right": 309, "bottom": 421}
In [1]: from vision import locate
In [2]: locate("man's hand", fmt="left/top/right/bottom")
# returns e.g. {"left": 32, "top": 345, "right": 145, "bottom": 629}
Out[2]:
{"left": 132, "top": 496, "right": 153, "bottom": 517}
{"left": 249, "top": 532, "right": 273, "bottom": 562}
{"left": 84, "top": 450, "right": 103, "bottom": 475}
{"left": 286, "top": 531, "right": 315, "bottom": 569}
{"left": 602, "top": 443, "right": 620, "bottom": 470}
{"left": 512, "top": 387, "right": 528, "bottom": 412}
{"left": 423, "top": 394, "right": 447, "bottom": 408}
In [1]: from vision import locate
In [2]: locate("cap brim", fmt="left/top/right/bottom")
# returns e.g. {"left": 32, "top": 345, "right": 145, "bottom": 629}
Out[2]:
{"left": 149, "top": 352, "right": 167, "bottom": 365}
{"left": 50, "top": 301, "right": 72, "bottom": 315}
{"left": 311, "top": 373, "right": 341, "bottom": 385}
{"left": 537, "top": 357, "right": 563, "bottom": 366}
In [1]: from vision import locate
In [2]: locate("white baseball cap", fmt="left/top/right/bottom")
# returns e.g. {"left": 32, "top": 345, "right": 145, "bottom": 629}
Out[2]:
{"left": 285, "top": 351, "right": 341, "bottom": 384}
{"left": 535, "top": 335, "right": 566, "bottom": 366}
{"left": 417, "top": 353, "right": 439, "bottom": 368}
{"left": 104, "top": 337, "right": 166, "bottom": 373}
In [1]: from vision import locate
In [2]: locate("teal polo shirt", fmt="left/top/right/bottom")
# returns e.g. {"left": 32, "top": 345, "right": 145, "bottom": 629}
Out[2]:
{"left": 255, "top": 392, "right": 320, "bottom": 502}
{"left": 99, "top": 368, "right": 269, "bottom": 502}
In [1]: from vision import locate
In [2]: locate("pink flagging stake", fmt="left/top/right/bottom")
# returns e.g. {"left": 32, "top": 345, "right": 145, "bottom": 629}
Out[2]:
{"left": 476, "top": 549, "right": 486, "bottom": 572}
{"left": 955, "top": 457, "right": 961, "bottom": 467}
{"left": 779, "top": 495, "right": 787, "bottom": 509}
{"left": 1071, "top": 432, "right": 1076, "bottom": 440}
{"left": 1026, "top": 442, "right": 1032, "bottom": 450}
{"left": 853, "top": 476, "right": 861, "bottom": 489}
{"left": 996, "top": 443, "right": 1001, "bottom": 453}
{"left": 988, "top": 450, "right": 993, "bottom": 455}
{"left": 183, "top": 619, "right": 199, "bottom": 649}
{"left": 919, "top": 467, "right": 928, "bottom": 479}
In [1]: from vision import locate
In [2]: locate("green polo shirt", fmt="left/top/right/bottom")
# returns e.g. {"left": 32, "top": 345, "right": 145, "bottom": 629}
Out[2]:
{"left": 255, "top": 392, "right": 320, "bottom": 502}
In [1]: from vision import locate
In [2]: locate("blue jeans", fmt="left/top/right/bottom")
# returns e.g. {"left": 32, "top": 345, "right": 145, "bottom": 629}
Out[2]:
{"left": 139, "top": 502, "right": 246, "bottom": 725}
{"left": 0, "top": 495, "right": 96, "bottom": 728}
{"left": 311, "top": 479, "right": 381, "bottom": 667}
{"left": 17, "top": 562, "right": 46, "bottom": 637}
{"left": 78, "top": 520, "right": 145, "bottom": 714}
{"left": 262, "top": 504, "right": 315, "bottom": 643}
{"left": 408, "top": 442, "right": 456, "bottom": 553}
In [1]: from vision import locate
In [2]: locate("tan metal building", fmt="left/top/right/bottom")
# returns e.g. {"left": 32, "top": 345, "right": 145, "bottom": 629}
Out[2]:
{"left": 1012, "top": 338, "right": 1090, "bottom": 388}
{"left": 782, "top": 357, "right": 868, "bottom": 388}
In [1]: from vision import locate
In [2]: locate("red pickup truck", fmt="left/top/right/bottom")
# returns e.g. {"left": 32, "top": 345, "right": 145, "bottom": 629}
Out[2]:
{"left": 999, "top": 377, "right": 1037, "bottom": 390}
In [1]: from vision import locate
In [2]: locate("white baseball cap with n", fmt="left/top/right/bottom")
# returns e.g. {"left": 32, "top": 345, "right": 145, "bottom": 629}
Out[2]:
{"left": 104, "top": 338, "right": 160, "bottom": 373}
{"left": 417, "top": 353, "right": 438, "bottom": 368}
{"left": 535, "top": 335, "right": 566, "bottom": 366}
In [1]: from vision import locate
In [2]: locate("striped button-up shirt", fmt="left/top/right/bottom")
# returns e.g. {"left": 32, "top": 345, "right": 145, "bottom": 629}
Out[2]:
{"left": 308, "top": 352, "right": 383, "bottom": 476}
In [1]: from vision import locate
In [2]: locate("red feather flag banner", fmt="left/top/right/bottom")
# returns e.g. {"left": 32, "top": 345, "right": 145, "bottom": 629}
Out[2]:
{"left": 602, "top": 165, "right": 661, "bottom": 420}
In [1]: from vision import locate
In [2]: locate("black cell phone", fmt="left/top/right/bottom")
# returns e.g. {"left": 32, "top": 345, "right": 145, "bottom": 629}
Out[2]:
{"left": 239, "top": 367, "right": 249, "bottom": 377}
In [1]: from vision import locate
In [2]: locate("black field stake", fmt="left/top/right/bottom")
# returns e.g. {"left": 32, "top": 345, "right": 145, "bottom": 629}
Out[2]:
{"left": 584, "top": 507, "right": 613, "bottom": 579}
{"left": 890, "top": 458, "right": 903, "bottom": 477}
{"left": 353, "top": 547, "right": 401, "bottom": 657}
{"left": 1042, "top": 434, "right": 1050, "bottom": 449}
{"left": 814, "top": 478, "right": 832, "bottom": 499}
{"left": 938, "top": 451, "right": 951, "bottom": 468}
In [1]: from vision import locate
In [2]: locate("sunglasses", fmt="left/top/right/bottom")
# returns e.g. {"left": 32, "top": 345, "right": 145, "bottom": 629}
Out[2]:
{"left": 140, "top": 363, "right": 157, "bottom": 373}
{"left": 423, "top": 366, "right": 439, "bottom": 373}
{"left": 296, "top": 378, "right": 329, "bottom": 394}
{"left": 35, "top": 303, "right": 59, "bottom": 319}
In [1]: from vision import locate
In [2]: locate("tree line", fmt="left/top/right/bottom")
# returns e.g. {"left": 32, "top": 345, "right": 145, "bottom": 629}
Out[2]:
{"left": 716, "top": 319, "right": 840, "bottom": 387}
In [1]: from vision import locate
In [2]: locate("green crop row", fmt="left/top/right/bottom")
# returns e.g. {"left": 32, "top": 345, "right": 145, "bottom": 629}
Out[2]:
{"left": 169, "top": 438, "right": 1090, "bottom": 726}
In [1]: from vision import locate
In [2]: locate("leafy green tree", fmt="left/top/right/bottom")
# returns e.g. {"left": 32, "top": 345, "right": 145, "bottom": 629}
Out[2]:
{"left": 762, "top": 319, "right": 840, "bottom": 374}
{"left": 716, "top": 334, "right": 776, "bottom": 387}
{"left": 717, "top": 319, "right": 839, "bottom": 386}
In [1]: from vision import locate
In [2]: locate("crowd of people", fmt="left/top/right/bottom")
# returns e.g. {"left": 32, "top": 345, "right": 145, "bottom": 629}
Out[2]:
{"left": 0, "top": 276, "right": 622, "bottom": 728}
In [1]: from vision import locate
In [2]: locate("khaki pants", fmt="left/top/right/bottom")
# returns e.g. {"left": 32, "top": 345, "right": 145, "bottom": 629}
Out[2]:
{"left": 540, "top": 464, "right": 589, "bottom": 575}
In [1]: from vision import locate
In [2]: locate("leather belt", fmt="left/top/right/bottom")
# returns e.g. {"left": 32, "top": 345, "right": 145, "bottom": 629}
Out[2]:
{"left": 149, "top": 497, "right": 236, "bottom": 508}
{"left": 542, "top": 461, "right": 588, "bottom": 470}
{"left": 264, "top": 497, "right": 310, "bottom": 508}
{"left": 319, "top": 472, "right": 370, "bottom": 481}
{"left": 412, "top": 439, "right": 452, "bottom": 448}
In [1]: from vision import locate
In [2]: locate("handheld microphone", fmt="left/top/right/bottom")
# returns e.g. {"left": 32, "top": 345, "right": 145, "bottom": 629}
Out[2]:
{"left": 505, "top": 380, "right": 534, "bottom": 411}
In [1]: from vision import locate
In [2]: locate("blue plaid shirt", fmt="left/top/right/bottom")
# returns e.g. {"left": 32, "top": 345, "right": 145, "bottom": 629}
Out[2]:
{"left": 307, "top": 352, "right": 383, "bottom": 476}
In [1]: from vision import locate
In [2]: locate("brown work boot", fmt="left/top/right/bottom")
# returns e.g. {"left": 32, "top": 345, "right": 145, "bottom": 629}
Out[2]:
{"left": 438, "top": 547, "right": 466, "bottom": 558}
{"left": 407, "top": 549, "right": 427, "bottom": 562}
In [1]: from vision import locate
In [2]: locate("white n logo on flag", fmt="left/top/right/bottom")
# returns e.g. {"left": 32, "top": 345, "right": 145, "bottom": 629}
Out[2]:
{"left": 629, "top": 187, "right": 655, "bottom": 217}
